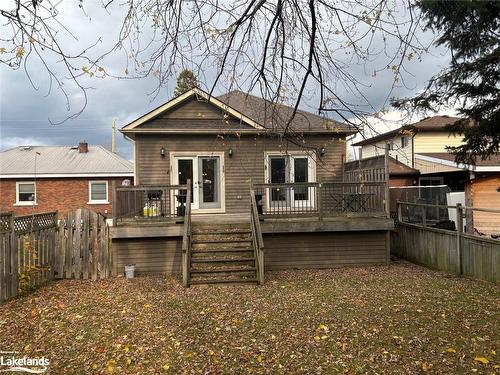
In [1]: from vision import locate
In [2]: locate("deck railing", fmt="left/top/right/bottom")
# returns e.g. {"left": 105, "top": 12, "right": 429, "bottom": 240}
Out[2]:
{"left": 252, "top": 182, "right": 386, "bottom": 218}
{"left": 114, "top": 185, "right": 189, "bottom": 224}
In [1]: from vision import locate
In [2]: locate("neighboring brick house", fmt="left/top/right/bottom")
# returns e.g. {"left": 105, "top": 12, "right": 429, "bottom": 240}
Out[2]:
{"left": 0, "top": 142, "right": 133, "bottom": 217}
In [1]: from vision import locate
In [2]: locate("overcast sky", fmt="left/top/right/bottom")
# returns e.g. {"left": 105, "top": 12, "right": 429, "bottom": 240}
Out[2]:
{"left": 0, "top": 1, "right": 455, "bottom": 160}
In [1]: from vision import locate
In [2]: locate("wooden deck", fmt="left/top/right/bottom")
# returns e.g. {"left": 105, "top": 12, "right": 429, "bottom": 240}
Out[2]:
{"left": 110, "top": 214, "right": 393, "bottom": 239}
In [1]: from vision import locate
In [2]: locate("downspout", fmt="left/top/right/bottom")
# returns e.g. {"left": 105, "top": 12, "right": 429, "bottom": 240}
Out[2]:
{"left": 411, "top": 132, "right": 416, "bottom": 169}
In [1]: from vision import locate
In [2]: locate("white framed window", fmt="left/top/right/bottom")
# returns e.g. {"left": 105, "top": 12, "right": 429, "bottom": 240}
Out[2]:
{"left": 15, "top": 182, "right": 36, "bottom": 206}
{"left": 88, "top": 181, "right": 109, "bottom": 204}
{"left": 264, "top": 152, "right": 316, "bottom": 209}
{"left": 401, "top": 136, "right": 409, "bottom": 148}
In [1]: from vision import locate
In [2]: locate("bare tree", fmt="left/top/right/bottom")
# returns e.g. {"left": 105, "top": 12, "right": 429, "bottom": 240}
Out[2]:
{"left": 1, "top": 0, "right": 428, "bottom": 134}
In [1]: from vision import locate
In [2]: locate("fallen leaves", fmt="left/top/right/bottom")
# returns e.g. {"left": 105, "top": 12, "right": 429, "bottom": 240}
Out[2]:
{"left": 474, "top": 356, "right": 490, "bottom": 365}
{"left": 0, "top": 263, "right": 497, "bottom": 374}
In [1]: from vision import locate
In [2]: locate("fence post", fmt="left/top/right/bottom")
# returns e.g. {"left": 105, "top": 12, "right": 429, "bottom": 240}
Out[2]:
{"left": 456, "top": 203, "right": 463, "bottom": 275}
{"left": 9, "top": 213, "right": 18, "bottom": 299}
{"left": 397, "top": 201, "right": 402, "bottom": 223}
{"left": 421, "top": 206, "right": 427, "bottom": 227}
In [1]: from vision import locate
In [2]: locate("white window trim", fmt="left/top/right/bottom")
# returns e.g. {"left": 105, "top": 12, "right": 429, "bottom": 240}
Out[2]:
{"left": 15, "top": 181, "right": 37, "bottom": 206}
{"left": 88, "top": 180, "right": 109, "bottom": 204}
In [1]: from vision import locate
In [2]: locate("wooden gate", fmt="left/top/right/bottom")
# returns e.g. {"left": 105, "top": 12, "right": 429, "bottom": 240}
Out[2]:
{"left": 55, "top": 208, "right": 112, "bottom": 280}
{"left": 1, "top": 211, "right": 58, "bottom": 302}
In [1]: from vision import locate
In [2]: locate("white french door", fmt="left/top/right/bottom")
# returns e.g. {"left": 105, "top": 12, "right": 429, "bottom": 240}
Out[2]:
{"left": 172, "top": 154, "right": 224, "bottom": 212}
{"left": 266, "top": 154, "right": 315, "bottom": 209}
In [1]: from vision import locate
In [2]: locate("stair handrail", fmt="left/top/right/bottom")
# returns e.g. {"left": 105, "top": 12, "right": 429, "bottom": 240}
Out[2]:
{"left": 250, "top": 187, "right": 265, "bottom": 285}
{"left": 182, "top": 180, "right": 192, "bottom": 287}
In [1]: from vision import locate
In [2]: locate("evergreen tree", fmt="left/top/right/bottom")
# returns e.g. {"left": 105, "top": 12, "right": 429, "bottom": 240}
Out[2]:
{"left": 174, "top": 69, "right": 198, "bottom": 97}
{"left": 393, "top": 0, "right": 500, "bottom": 164}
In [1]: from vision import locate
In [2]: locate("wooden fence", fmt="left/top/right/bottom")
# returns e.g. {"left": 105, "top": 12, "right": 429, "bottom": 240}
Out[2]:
{"left": 56, "top": 208, "right": 112, "bottom": 279}
{"left": 392, "top": 202, "right": 500, "bottom": 283}
{"left": 1, "top": 208, "right": 112, "bottom": 303}
{"left": 0, "top": 211, "right": 58, "bottom": 302}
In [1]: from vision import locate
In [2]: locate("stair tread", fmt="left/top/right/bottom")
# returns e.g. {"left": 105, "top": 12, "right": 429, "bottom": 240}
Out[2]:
{"left": 191, "top": 257, "right": 255, "bottom": 263}
{"left": 192, "top": 239, "right": 252, "bottom": 244}
{"left": 193, "top": 230, "right": 251, "bottom": 235}
{"left": 192, "top": 248, "right": 254, "bottom": 253}
{"left": 190, "top": 278, "right": 258, "bottom": 285}
{"left": 191, "top": 267, "right": 256, "bottom": 273}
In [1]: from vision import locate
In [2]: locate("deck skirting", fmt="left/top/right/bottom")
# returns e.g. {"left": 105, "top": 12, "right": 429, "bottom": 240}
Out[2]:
{"left": 113, "top": 230, "right": 389, "bottom": 276}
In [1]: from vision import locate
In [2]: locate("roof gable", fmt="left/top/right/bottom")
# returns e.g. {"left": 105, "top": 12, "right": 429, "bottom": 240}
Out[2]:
{"left": 121, "top": 88, "right": 264, "bottom": 132}
{"left": 135, "top": 96, "right": 257, "bottom": 131}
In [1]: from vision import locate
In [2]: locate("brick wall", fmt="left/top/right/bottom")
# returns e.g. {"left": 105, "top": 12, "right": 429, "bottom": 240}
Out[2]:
{"left": 0, "top": 177, "right": 132, "bottom": 217}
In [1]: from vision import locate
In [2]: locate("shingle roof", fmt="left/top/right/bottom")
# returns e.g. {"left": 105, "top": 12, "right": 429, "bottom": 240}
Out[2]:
{"left": 216, "top": 90, "right": 357, "bottom": 134}
{"left": 0, "top": 145, "right": 133, "bottom": 177}
{"left": 353, "top": 115, "right": 463, "bottom": 146}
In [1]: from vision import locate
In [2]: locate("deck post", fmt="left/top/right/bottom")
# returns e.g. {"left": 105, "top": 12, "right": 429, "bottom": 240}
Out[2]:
{"left": 112, "top": 180, "right": 117, "bottom": 227}
{"left": 397, "top": 201, "right": 402, "bottom": 223}
{"left": 318, "top": 182, "right": 323, "bottom": 221}
{"left": 456, "top": 203, "right": 463, "bottom": 275}
{"left": 384, "top": 144, "right": 390, "bottom": 218}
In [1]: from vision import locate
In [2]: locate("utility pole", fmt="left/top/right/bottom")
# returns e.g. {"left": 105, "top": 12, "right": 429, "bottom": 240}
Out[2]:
{"left": 112, "top": 118, "right": 117, "bottom": 153}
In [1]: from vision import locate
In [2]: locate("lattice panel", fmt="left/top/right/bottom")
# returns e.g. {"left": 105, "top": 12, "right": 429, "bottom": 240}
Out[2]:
{"left": 0, "top": 213, "right": 12, "bottom": 233}
{"left": 13, "top": 212, "right": 57, "bottom": 234}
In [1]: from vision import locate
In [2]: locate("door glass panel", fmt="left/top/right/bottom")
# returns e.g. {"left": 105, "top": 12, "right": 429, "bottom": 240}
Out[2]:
{"left": 293, "top": 157, "right": 308, "bottom": 201}
{"left": 270, "top": 157, "right": 288, "bottom": 203}
{"left": 178, "top": 159, "right": 193, "bottom": 187}
{"left": 199, "top": 157, "right": 220, "bottom": 209}
{"left": 177, "top": 159, "right": 194, "bottom": 209}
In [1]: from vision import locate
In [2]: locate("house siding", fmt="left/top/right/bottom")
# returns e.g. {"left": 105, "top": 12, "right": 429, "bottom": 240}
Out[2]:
{"left": 264, "top": 231, "right": 387, "bottom": 270}
{"left": 361, "top": 137, "right": 412, "bottom": 166}
{"left": 0, "top": 177, "right": 131, "bottom": 217}
{"left": 468, "top": 175, "right": 500, "bottom": 235}
{"left": 112, "top": 231, "right": 387, "bottom": 275}
{"left": 115, "top": 237, "right": 182, "bottom": 275}
{"left": 135, "top": 133, "right": 346, "bottom": 213}
{"left": 413, "top": 133, "right": 464, "bottom": 153}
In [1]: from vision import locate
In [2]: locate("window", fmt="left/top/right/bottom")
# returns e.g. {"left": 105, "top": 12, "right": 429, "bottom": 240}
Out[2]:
{"left": 401, "top": 136, "right": 409, "bottom": 148}
{"left": 88, "top": 181, "right": 108, "bottom": 204}
{"left": 16, "top": 182, "right": 36, "bottom": 205}
{"left": 265, "top": 153, "right": 315, "bottom": 207}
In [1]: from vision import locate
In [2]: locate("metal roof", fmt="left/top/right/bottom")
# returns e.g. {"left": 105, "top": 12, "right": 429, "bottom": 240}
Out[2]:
{"left": 0, "top": 145, "right": 133, "bottom": 178}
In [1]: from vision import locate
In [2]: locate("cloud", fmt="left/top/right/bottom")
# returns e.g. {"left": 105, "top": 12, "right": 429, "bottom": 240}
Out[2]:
{"left": 0, "top": 2, "right": 453, "bottom": 161}
{"left": 0, "top": 136, "right": 50, "bottom": 151}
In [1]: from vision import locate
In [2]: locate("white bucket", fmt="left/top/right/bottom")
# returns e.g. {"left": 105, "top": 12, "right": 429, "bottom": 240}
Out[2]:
{"left": 124, "top": 264, "right": 135, "bottom": 279}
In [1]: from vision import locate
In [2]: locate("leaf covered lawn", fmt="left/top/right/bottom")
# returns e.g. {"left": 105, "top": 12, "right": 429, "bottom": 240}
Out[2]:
{"left": 0, "top": 262, "right": 498, "bottom": 374}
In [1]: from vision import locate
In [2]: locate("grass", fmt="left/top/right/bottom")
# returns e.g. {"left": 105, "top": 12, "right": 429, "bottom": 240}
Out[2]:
{"left": 0, "top": 261, "right": 498, "bottom": 374}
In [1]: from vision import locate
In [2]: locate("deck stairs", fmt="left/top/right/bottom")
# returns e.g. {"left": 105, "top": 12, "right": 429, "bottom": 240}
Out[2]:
{"left": 189, "top": 222, "right": 258, "bottom": 285}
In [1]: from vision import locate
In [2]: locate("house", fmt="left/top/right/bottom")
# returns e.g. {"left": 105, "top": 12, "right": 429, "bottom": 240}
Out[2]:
{"left": 110, "top": 87, "right": 394, "bottom": 285}
{"left": 0, "top": 142, "right": 134, "bottom": 217}
{"left": 353, "top": 115, "right": 464, "bottom": 172}
{"left": 416, "top": 153, "right": 500, "bottom": 235}
{"left": 354, "top": 116, "right": 500, "bottom": 234}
